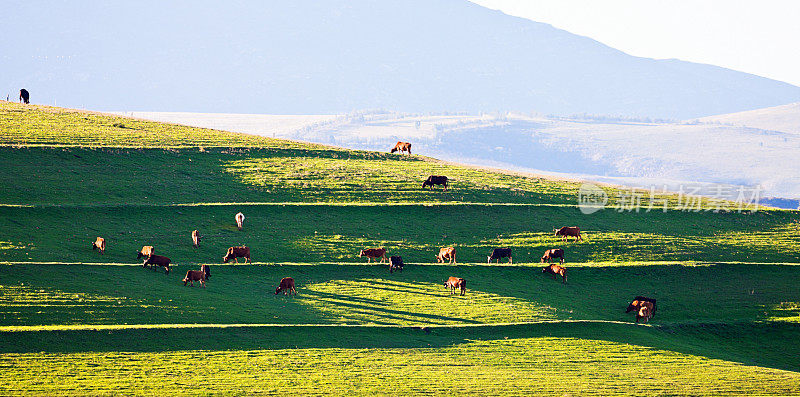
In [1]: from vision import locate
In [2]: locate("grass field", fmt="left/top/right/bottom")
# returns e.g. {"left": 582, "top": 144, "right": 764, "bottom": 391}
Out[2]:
{"left": 1, "top": 101, "right": 799, "bottom": 395}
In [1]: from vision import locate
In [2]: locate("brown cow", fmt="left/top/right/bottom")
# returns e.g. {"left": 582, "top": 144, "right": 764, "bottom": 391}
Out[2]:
{"left": 436, "top": 247, "right": 456, "bottom": 264}
{"left": 143, "top": 254, "right": 171, "bottom": 274}
{"left": 422, "top": 175, "right": 448, "bottom": 190}
{"left": 223, "top": 246, "right": 251, "bottom": 264}
{"left": 91, "top": 237, "right": 106, "bottom": 254}
{"left": 359, "top": 247, "right": 387, "bottom": 263}
{"left": 626, "top": 299, "right": 655, "bottom": 323}
{"left": 235, "top": 212, "right": 245, "bottom": 231}
{"left": 540, "top": 248, "right": 564, "bottom": 264}
{"left": 444, "top": 277, "right": 467, "bottom": 296}
{"left": 192, "top": 230, "right": 201, "bottom": 248}
{"left": 542, "top": 263, "right": 567, "bottom": 283}
{"left": 626, "top": 296, "right": 657, "bottom": 318}
{"left": 137, "top": 246, "right": 154, "bottom": 260}
{"left": 183, "top": 265, "right": 211, "bottom": 287}
{"left": 554, "top": 226, "right": 583, "bottom": 242}
{"left": 390, "top": 141, "right": 412, "bottom": 155}
{"left": 275, "top": 277, "right": 297, "bottom": 296}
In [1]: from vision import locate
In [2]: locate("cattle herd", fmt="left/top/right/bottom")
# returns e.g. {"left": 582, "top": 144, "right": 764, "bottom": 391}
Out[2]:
{"left": 86, "top": 155, "right": 656, "bottom": 324}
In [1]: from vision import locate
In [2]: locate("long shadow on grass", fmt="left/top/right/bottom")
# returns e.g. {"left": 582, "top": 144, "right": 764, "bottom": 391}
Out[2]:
{"left": 2, "top": 321, "right": 799, "bottom": 372}
{"left": 396, "top": 263, "right": 800, "bottom": 325}
{"left": 301, "top": 290, "right": 481, "bottom": 324}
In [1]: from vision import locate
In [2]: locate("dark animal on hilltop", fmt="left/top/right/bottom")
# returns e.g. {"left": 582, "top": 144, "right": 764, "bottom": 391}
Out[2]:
{"left": 487, "top": 248, "right": 512, "bottom": 264}
{"left": 422, "top": 175, "right": 448, "bottom": 190}
{"left": 540, "top": 248, "right": 565, "bottom": 264}
{"left": 275, "top": 277, "right": 297, "bottom": 296}
{"left": 389, "top": 256, "right": 404, "bottom": 273}
{"left": 359, "top": 247, "right": 387, "bottom": 263}
{"left": 235, "top": 212, "right": 245, "bottom": 231}
{"left": 436, "top": 247, "right": 456, "bottom": 264}
{"left": 183, "top": 265, "right": 211, "bottom": 287}
{"left": 390, "top": 141, "right": 412, "bottom": 155}
{"left": 223, "top": 246, "right": 251, "bottom": 264}
{"left": 192, "top": 230, "right": 201, "bottom": 248}
{"left": 626, "top": 299, "right": 655, "bottom": 323}
{"left": 542, "top": 263, "right": 567, "bottom": 283}
{"left": 554, "top": 226, "right": 583, "bottom": 242}
{"left": 19, "top": 89, "right": 29, "bottom": 104}
{"left": 444, "top": 277, "right": 467, "bottom": 296}
{"left": 143, "top": 254, "right": 171, "bottom": 274}
{"left": 137, "top": 246, "right": 154, "bottom": 259}
{"left": 626, "top": 296, "right": 657, "bottom": 318}
{"left": 91, "top": 237, "right": 106, "bottom": 254}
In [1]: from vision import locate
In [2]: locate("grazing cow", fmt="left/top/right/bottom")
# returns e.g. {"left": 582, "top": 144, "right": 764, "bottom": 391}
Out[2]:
{"left": 143, "top": 254, "right": 171, "bottom": 274}
{"left": 183, "top": 265, "right": 211, "bottom": 287}
{"left": 275, "top": 277, "right": 297, "bottom": 296}
{"left": 389, "top": 256, "right": 404, "bottom": 273}
{"left": 542, "top": 263, "right": 568, "bottom": 283}
{"left": 137, "top": 246, "right": 154, "bottom": 259}
{"left": 422, "top": 175, "right": 448, "bottom": 190}
{"left": 540, "top": 248, "right": 565, "bottom": 264}
{"left": 19, "top": 89, "right": 29, "bottom": 104}
{"left": 223, "top": 246, "right": 251, "bottom": 264}
{"left": 192, "top": 230, "right": 201, "bottom": 248}
{"left": 444, "top": 276, "right": 467, "bottom": 296}
{"left": 91, "top": 237, "right": 106, "bottom": 254}
{"left": 235, "top": 212, "right": 245, "bottom": 231}
{"left": 554, "top": 226, "right": 583, "bottom": 242}
{"left": 626, "top": 296, "right": 657, "bottom": 318}
{"left": 390, "top": 141, "right": 412, "bottom": 155}
{"left": 359, "top": 247, "right": 387, "bottom": 263}
{"left": 487, "top": 248, "right": 512, "bottom": 264}
{"left": 626, "top": 299, "right": 655, "bottom": 323}
{"left": 436, "top": 247, "right": 456, "bottom": 264}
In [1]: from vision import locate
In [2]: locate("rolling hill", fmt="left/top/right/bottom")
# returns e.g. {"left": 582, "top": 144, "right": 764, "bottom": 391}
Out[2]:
{"left": 124, "top": 109, "right": 800, "bottom": 206}
{"left": 1, "top": 101, "right": 799, "bottom": 394}
{"left": 700, "top": 102, "right": 800, "bottom": 134}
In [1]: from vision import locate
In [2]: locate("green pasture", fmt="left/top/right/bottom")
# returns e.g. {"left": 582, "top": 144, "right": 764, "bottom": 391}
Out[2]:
{"left": 1, "top": 101, "right": 799, "bottom": 394}
{"left": 0, "top": 262, "right": 798, "bottom": 328}
{"left": 0, "top": 204, "right": 796, "bottom": 264}
{"left": 2, "top": 332, "right": 799, "bottom": 396}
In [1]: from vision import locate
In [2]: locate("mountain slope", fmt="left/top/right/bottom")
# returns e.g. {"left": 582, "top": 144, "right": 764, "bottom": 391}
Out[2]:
{"left": 2, "top": 0, "right": 799, "bottom": 118}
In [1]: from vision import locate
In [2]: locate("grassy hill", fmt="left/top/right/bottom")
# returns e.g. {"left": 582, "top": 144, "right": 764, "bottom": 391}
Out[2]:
{"left": 1, "top": 101, "right": 799, "bottom": 395}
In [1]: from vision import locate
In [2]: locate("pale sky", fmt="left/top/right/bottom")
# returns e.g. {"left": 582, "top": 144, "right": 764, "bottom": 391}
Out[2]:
{"left": 471, "top": 0, "right": 800, "bottom": 87}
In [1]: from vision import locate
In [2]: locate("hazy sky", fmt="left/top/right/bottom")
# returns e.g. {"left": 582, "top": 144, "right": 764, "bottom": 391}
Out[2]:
{"left": 471, "top": 0, "right": 800, "bottom": 87}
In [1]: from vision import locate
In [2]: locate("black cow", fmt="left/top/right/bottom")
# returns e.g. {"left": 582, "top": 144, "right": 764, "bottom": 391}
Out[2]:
{"left": 422, "top": 175, "right": 448, "bottom": 190}
{"left": 389, "top": 256, "right": 404, "bottom": 273}
{"left": 487, "top": 248, "right": 512, "bottom": 264}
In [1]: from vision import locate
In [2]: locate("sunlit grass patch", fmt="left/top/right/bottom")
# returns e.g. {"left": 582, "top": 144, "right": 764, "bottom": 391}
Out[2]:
{"left": 0, "top": 102, "right": 310, "bottom": 148}
{"left": 0, "top": 241, "right": 34, "bottom": 251}
{"left": 222, "top": 154, "right": 582, "bottom": 204}
{"left": 299, "top": 278, "right": 561, "bottom": 325}
{"left": 1, "top": 336, "right": 798, "bottom": 395}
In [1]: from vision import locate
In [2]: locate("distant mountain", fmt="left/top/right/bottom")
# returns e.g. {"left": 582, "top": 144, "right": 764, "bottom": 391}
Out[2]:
{"left": 3, "top": 0, "right": 800, "bottom": 118}
{"left": 699, "top": 102, "right": 800, "bottom": 134}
